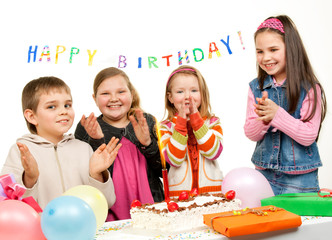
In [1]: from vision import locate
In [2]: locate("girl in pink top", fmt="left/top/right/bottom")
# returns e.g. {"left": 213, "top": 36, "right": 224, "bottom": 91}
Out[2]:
{"left": 244, "top": 15, "right": 327, "bottom": 195}
{"left": 75, "top": 67, "right": 164, "bottom": 221}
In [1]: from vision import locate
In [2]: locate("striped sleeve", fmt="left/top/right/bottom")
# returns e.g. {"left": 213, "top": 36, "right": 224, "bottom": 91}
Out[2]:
{"left": 160, "top": 119, "right": 188, "bottom": 167}
{"left": 193, "top": 115, "right": 224, "bottom": 160}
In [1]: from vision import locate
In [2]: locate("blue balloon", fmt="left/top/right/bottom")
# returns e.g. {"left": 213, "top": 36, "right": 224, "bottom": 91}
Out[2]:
{"left": 41, "top": 196, "right": 96, "bottom": 240}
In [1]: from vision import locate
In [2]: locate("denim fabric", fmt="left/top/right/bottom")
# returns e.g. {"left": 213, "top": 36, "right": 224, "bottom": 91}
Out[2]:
{"left": 256, "top": 168, "right": 320, "bottom": 195}
{"left": 249, "top": 76, "right": 322, "bottom": 172}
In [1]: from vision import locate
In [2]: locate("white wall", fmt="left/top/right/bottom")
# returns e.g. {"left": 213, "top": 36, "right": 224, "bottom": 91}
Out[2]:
{"left": 1, "top": 0, "right": 331, "bottom": 187}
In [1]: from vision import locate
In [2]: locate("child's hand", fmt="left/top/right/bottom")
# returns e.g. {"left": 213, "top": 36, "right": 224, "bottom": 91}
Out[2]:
{"left": 176, "top": 99, "right": 191, "bottom": 119}
{"left": 254, "top": 91, "right": 269, "bottom": 117}
{"left": 254, "top": 91, "right": 268, "bottom": 117}
{"left": 89, "top": 137, "right": 122, "bottom": 182}
{"left": 129, "top": 109, "right": 152, "bottom": 146}
{"left": 177, "top": 101, "right": 188, "bottom": 118}
{"left": 254, "top": 91, "right": 279, "bottom": 122}
{"left": 81, "top": 113, "right": 104, "bottom": 139}
{"left": 189, "top": 96, "right": 198, "bottom": 115}
{"left": 16, "top": 142, "right": 39, "bottom": 188}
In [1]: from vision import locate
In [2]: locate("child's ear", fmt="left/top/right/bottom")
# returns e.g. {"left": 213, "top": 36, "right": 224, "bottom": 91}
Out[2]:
{"left": 92, "top": 93, "right": 97, "bottom": 104}
{"left": 167, "top": 92, "right": 173, "bottom": 104}
{"left": 24, "top": 109, "right": 37, "bottom": 126}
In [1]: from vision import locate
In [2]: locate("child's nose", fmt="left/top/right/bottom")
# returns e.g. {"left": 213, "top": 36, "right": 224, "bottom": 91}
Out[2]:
{"left": 262, "top": 52, "right": 271, "bottom": 61}
{"left": 59, "top": 107, "right": 68, "bottom": 114}
{"left": 109, "top": 93, "right": 118, "bottom": 101}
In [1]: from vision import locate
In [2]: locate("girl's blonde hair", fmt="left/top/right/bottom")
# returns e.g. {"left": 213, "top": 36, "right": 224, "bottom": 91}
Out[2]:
{"left": 164, "top": 65, "right": 212, "bottom": 120}
{"left": 93, "top": 67, "right": 141, "bottom": 117}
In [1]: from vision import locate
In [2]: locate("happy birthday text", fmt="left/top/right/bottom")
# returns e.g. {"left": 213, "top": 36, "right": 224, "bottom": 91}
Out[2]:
{"left": 27, "top": 32, "right": 245, "bottom": 68}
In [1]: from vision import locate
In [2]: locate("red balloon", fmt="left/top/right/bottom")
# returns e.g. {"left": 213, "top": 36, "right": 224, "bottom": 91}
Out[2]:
{"left": 0, "top": 200, "right": 46, "bottom": 240}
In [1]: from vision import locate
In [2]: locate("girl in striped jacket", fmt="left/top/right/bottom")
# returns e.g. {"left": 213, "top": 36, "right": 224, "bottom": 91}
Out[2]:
{"left": 160, "top": 65, "right": 224, "bottom": 197}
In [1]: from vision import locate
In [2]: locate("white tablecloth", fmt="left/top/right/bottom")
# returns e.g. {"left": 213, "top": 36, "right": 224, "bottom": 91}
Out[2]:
{"left": 95, "top": 216, "right": 332, "bottom": 240}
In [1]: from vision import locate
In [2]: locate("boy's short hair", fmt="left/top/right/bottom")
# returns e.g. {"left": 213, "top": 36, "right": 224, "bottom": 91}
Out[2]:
{"left": 22, "top": 76, "right": 71, "bottom": 134}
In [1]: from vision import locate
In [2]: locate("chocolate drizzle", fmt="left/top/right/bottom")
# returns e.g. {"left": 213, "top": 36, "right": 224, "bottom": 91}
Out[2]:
{"left": 132, "top": 193, "right": 236, "bottom": 214}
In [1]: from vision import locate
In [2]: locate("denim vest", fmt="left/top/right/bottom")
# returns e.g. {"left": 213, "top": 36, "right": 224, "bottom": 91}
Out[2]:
{"left": 249, "top": 76, "right": 322, "bottom": 172}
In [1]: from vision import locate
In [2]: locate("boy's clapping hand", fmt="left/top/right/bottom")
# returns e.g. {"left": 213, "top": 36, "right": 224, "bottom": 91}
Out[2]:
{"left": 16, "top": 142, "right": 39, "bottom": 188}
{"left": 89, "top": 137, "right": 121, "bottom": 182}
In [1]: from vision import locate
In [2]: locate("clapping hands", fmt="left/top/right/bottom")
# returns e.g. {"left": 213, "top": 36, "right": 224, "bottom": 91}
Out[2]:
{"left": 80, "top": 113, "right": 104, "bottom": 140}
{"left": 178, "top": 96, "right": 198, "bottom": 119}
{"left": 17, "top": 142, "right": 39, "bottom": 188}
{"left": 129, "top": 109, "right": 152, "bottom": 147}
{"left": 89, "top": 137, "right": 122, "bottom": 182}
{"left": 254, "top": 91, "right": 279, "bottom": 123}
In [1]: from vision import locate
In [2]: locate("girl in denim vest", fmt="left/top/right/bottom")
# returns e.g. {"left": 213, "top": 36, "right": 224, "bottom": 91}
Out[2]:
{"left": 244, "top": 15, "right": 327, "bottom": 195}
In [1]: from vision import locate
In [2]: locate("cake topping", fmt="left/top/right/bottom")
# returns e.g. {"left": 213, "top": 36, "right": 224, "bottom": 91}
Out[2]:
{"left": 130, "top": 192, "right": 239, "bottom": 214}
{"left": 130, "top": 191, "right": 242, "bottom": 232}
{"left": 167, "top": 201, "right": 179, "bottom": 212}
{"left": 131, "top": 199, "right": 142, "bottom": 208}
{"left": 225, "top": 190, "right": 236, "bottom": 200}
{"left": 190, "top": 188, "right": 198, "bottom": 197}
{"left": 178, "top": 191, "right": 189, "bottom": 201}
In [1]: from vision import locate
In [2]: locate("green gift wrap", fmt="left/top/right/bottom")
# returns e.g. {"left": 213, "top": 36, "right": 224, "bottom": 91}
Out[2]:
{"left": 261, "top": 192, "right": 332, "bottom": 216}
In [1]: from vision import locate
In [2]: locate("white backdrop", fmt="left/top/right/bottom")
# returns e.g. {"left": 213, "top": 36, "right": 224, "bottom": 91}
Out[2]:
{"left": 1, "top": 0, "right": 331, "bottom": 187}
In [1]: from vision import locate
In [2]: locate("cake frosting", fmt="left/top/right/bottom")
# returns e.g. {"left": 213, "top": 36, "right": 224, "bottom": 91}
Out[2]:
{"left": 130, "top": 192, "right": 241, "bottom": 232}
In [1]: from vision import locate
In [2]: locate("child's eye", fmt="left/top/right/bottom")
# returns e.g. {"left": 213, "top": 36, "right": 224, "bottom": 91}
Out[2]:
{"left": 256, "top": 50, "right": 263, "bottom": 54}
{"left": 65, "top": 104, "right": 72, "bottom": 108}
{"left": 176, "top": 90, "right": 183, "bottom": 94}
{"left": 47, "top": 105, "right": 55, "bottom": 109}
{"left": 271, "top": 48, "right": 278, "bottom": 52}
{"left": 192, "top": 89, "right": 199, "bottom": 93}
{"left": 118, "top": 89, "right": 127, "bottom": 94}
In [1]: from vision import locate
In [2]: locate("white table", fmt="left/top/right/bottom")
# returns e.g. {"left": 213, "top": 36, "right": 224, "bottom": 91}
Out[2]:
{"left": 95, "top": 216, "right": 332, "bottom": 240}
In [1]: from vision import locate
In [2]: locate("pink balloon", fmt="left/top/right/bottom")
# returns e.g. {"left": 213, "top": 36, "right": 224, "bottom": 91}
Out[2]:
{"left": 0, "top": 200, "right": 46, "bottom": 240}
{"left": 222, "top": 167, "right": 274, "bottom": 208}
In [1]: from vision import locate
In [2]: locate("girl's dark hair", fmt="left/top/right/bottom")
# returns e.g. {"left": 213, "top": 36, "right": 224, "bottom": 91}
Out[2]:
{"left": 255, "top": 15, "right": 326, "bottom": 137}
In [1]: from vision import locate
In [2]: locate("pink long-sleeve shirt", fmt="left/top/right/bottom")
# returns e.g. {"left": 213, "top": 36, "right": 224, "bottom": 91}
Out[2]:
{"left": 244, "top": 79, "right": 322, "bottom": 174}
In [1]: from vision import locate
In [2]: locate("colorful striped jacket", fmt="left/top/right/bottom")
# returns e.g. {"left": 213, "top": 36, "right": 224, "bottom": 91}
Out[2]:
{"left": 160, "top": 112, "right": 224, "bottom": 196}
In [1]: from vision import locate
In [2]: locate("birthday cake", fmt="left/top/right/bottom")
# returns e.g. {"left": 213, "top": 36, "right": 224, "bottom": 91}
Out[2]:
{"left": 130, "top": 191, "right": 241, "bottom": 232}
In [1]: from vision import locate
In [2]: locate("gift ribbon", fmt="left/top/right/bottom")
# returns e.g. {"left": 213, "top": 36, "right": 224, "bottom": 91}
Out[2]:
{"left": 318, "top": 188, "right": 332, "bottom": 198}
{"left": 210, "top": 207, "right": 283, "bottom": 230}
{"left": 0, "top": 174, "right": 42, "bottom": 213}
{"left": 272, "top": 189, "right": 332, "bottom": 198}
{"left": 3, "top": 182, "right": 26, "bottom": 200}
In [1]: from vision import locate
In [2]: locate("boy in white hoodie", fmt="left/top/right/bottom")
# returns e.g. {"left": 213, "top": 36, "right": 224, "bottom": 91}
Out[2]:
{"left": 1, "top": 76, "right": 120, "bottom": 209}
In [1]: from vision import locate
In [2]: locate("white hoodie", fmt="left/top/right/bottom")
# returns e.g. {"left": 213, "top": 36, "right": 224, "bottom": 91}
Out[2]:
{"left": 1, "top": 134, "right": 116, "bottom": 209}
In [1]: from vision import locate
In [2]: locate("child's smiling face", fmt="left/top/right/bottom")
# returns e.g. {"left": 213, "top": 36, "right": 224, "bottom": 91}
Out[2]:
{"left": 255, "top": 30, "right": 286, "bottom": 83}
{"left": 94, "top": 75, "right": 133, "bottom": 128}
{"left": 28, "top": 89, "right": 74, "bottom": 143}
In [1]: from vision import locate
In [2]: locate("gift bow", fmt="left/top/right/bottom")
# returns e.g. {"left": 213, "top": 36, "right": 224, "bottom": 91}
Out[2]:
{"left": 318, "top": 188, "right": 332, "bottom": 198}
{"left": 0, "top": 174, "right": 42, "bottom": 213}
{"left": 212, "top": 206, "right": 282, "bottom": 218}
{"left": 209, "top": 207, "right": 283, "bottom": 231}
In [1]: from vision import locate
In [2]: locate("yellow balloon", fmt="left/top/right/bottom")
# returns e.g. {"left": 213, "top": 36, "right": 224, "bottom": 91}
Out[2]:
{"left": 63, "top": 185, "right": 108, "bottom": 230}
